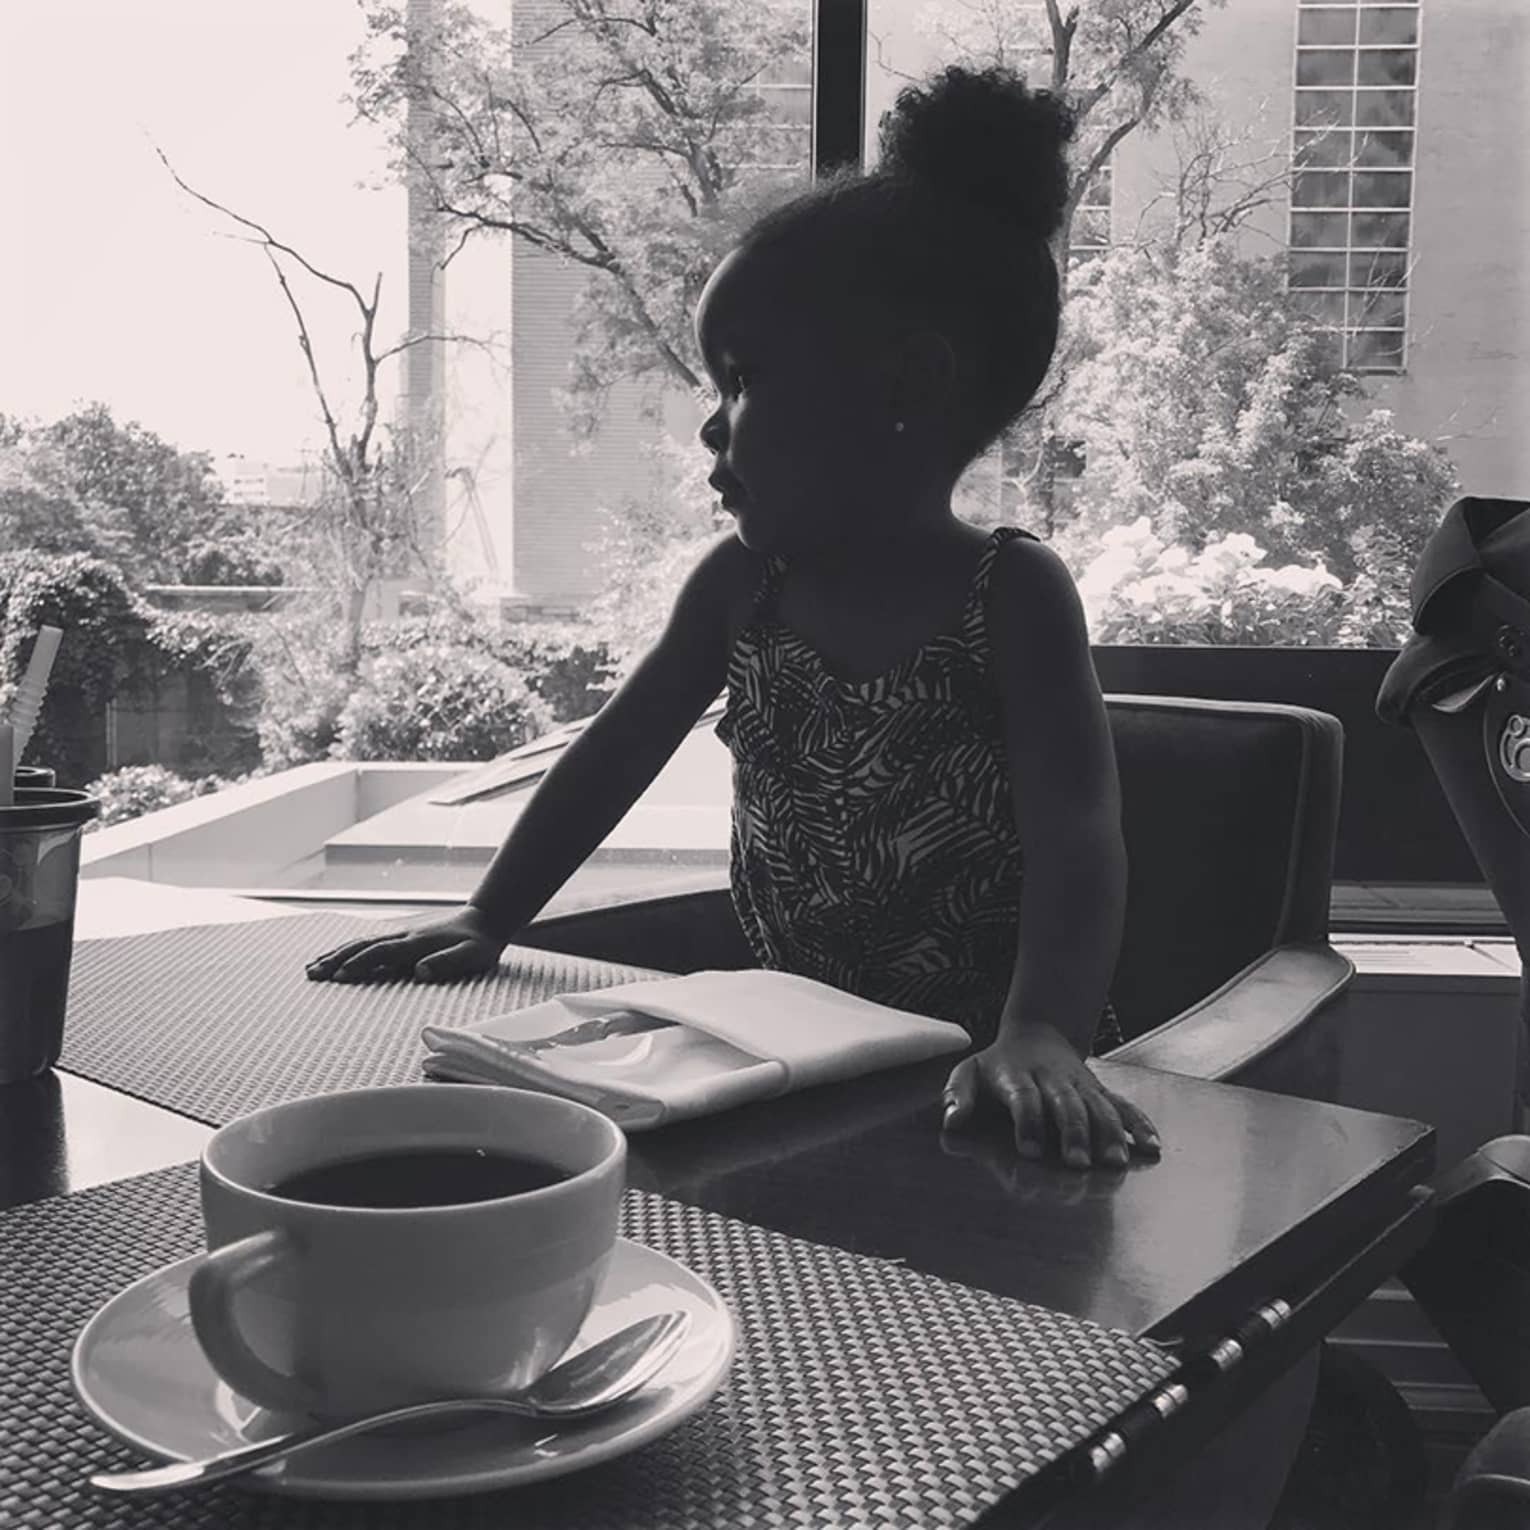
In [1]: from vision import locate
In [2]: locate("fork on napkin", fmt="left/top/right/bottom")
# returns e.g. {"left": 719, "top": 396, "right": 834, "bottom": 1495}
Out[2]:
{"left": 421, "top": 969, "right": 971, "bottom": 1130}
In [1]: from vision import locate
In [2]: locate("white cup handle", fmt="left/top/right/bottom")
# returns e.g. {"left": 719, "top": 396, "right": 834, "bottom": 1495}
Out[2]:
{"left": 188, "top": 1230, "right": 317, "bottom": 1413}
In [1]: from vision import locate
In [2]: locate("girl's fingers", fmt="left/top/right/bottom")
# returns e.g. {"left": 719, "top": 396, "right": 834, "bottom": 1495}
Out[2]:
{"left": 1000, "top": 1072, "right": 1045, "bottom": 1160}
{"left": 415, "top": 941, "right": 494, "bottom": 983}
{"left": 941, "top": 1058, "right": 980, "bottom": 1130}
{"left": 1079, "top": 1085, "right": 1129, "bottom": 1168}
{"left": 1109, "top": 1092, "right": 1163, "bottom": 1159}
{"left": 306, "top": 937, "right": 397, "bottom": 980}
{"left": 1039, "top": 1076, "right": 1092, "bottom": 1169}
{"left": 332, "top": 936, "right": 429, "bottom": 983}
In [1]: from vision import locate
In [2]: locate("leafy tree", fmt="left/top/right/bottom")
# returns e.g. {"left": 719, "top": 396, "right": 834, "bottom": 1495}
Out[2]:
{"left": 0, "top": 404, "right": 279, "bottom": 585}
{"left": 348, "top": 0, "right": 812, "bottom": 434}
{"left": 1043, "top": 237, "right": 1457, "bottom": 642}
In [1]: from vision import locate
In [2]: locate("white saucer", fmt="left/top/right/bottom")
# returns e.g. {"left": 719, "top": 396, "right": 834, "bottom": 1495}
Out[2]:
{"left": 71, "top": 1237, "right": 735, "bottom": 1501}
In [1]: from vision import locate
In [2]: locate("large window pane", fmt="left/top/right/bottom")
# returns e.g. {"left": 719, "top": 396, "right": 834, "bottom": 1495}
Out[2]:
{"left": 0, "top": 0, "right": 810, "bottom": 899}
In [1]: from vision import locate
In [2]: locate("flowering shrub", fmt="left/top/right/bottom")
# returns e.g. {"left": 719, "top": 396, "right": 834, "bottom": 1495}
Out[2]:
{"left": 83, "top": 764, "right": 230, "bottom": 830}
{"left": 1076, "top": 519, "right": 1345, "bottom": 646}
{"left": 333, "top": 643, "right": 553, "bottom": 762}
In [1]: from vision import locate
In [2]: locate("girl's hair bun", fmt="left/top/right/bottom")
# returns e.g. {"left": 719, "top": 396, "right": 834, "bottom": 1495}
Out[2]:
{"left": 878, "top": 65, "right": 1076, "bottom": 240}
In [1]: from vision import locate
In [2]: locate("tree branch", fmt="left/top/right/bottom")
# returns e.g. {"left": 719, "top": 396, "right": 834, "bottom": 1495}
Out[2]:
{"left": 156, "top": 146, "right": 374, "bottom": 328}
{"left": 1074, "top": 0, "right": 1199, "bottom": 118}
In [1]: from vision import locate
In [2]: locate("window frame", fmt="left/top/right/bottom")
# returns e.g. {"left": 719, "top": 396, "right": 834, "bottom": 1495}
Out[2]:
{"left": 1286, "top": 0, "right": 1423, "bottom": 374}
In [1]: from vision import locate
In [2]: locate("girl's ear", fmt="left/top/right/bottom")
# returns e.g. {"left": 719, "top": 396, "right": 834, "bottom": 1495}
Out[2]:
{"left": 888, "top": 326, "right": 958, "bottom": 425}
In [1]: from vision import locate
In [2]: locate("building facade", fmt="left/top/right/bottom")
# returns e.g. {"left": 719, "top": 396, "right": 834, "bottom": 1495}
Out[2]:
{"left": 425, "top": 0, "right": 1528, "bottom": 608}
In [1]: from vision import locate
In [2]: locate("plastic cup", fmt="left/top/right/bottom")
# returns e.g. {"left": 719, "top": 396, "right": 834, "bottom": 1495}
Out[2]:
{"left": 0, "top": 789, "right": 99, "bottom": 1083}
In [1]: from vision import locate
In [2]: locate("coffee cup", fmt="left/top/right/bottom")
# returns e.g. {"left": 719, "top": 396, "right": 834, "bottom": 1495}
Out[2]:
{"left": 188, "top": 1084, "right": 626, "bottom": 1418}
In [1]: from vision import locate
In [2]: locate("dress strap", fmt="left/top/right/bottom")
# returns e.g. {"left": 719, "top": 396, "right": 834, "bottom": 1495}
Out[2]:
{"left": 750, "top": 553, "right": 789, "bottom": 619}
{"left": 961, "top": 526, "right": 1036, "bottom": 647}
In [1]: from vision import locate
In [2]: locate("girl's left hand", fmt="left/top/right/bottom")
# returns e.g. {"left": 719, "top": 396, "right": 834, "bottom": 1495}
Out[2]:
{"left": 941, "top": 1022, "right": 1161, "bottom": 1170}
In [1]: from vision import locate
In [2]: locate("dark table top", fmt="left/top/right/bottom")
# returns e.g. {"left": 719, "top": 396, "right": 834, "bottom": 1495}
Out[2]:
{"left": 5, "top": 1053, "right": 1432, "bottom": 1350}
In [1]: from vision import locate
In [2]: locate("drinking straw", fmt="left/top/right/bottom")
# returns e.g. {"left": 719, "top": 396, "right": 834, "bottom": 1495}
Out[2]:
{"left": 0, "top": 722, "right": 12, "bottom": 810}
{"left": 11, "top": 625, "right": 62, "bottom": 762}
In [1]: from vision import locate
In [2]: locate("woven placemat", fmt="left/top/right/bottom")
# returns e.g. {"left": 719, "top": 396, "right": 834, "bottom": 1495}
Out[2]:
{"left": 61, "top": 913, "right": 657, "bottom": 1126}
{"left": 0, "top": 1163, "right": 1176, "bottom": 1530}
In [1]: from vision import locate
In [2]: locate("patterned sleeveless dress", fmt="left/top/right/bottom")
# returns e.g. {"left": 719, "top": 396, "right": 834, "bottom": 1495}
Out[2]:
{"left": 716, "top": 526, "right": 1122, "bottom": 1053}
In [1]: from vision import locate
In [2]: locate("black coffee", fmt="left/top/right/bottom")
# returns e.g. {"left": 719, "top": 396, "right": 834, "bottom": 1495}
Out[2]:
{"left": 267, "top": 1148, "right": 569, "bottom": 1208}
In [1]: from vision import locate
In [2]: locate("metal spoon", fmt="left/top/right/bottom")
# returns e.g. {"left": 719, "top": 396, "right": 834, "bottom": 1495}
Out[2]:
{"left": 89, "top": 1309, "right": 691, "bottom": 1498}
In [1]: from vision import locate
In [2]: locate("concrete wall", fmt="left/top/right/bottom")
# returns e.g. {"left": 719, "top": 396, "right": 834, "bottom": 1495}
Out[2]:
{"left": 1374, "top": 0, "right": 1530, "bottom": 495}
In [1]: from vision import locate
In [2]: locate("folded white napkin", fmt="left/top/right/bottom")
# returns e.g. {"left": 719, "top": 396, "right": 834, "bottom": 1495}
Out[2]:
{"left": 420, "top": 968, "right": 970, "bottom": 1131}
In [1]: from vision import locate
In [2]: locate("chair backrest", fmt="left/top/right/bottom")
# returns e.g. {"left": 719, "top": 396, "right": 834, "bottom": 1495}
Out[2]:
{"left": 1107, "top": 695, "right": 1344, "bottom": 1041}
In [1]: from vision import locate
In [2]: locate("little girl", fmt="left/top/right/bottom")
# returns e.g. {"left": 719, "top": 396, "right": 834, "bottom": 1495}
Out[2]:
{"left": 309, "top": 65, "right": 1161, "bottom": 1171}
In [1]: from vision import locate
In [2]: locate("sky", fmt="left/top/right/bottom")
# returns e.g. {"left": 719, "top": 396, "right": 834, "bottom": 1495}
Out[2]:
{"left": 0, "top": 2, "right": 410, "bottom": 464}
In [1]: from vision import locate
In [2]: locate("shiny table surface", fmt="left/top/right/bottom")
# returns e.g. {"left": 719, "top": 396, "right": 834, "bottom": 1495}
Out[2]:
{"left": 6, "top": 881, "right": 1434, "bottom": 1350}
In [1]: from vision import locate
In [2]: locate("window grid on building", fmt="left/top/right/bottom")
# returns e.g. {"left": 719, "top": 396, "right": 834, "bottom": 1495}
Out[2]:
{"left": 1287, "top": 1, "right": 1421, "bottom": 372}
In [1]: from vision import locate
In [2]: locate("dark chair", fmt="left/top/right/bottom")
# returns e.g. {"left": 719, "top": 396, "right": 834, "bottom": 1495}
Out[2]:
{"left": 521, "top": 693, "right": 1355, "bottom": 1084}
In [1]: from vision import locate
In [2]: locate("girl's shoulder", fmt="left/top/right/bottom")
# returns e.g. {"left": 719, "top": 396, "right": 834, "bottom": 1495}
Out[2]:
{"left": 988, "top": 529, "right": 1075, "bottom": 610}
{"left": 984, "top": 531, "right": 1091, "bottom": 671}
{"left": 670, "top": 532, "right": 772, "bottom": 650}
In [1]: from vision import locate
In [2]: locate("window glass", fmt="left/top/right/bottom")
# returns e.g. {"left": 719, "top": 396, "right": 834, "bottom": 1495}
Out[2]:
{"left": 1297, "top": 49, "right": 1356, "bottom": 87}
{"left": 1299, "top": 10, "right": 1358, "bottom": 46}
{"left": 1359, "top": 8, "right": 1420, "bottom": 44}
{"left": 1355, "top": 89, "right": 1416, "bottom": 127}
{"left": 1356, "top": 48, "right": 1417, "bottom": 86}
{"left": 6, "top": 0, "right": 1524, "bottom": 898}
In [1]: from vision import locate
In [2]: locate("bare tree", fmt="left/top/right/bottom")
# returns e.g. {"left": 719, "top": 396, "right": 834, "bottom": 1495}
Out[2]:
{"left": 157, "top": 150, "right": 502, "bottom": 675}
{"left": 1133, "top": 103, "right": 1308, "bottom": 253}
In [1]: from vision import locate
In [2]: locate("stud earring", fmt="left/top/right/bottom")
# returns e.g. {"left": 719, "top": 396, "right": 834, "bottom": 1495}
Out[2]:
{"left": 893, "top": 420, "right": 906, "bottom": 434}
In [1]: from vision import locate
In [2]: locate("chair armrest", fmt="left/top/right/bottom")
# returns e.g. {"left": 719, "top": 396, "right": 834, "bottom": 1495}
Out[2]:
{"left": 1443, "top": 1407, "right": 1530, "bottom": 1530}
{"left": 1108, "top": 944, "right": 1355, "bottom": 1082}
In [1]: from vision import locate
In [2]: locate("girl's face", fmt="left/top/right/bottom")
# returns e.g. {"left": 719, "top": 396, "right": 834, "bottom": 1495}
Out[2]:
{"left": 694, "top": 245, "right": 901, "bottom": 558}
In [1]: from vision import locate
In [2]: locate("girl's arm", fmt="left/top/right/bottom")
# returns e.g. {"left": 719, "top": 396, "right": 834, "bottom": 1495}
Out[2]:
{"left": 467, "top": 534, "right": 755, "bottom": 936}
{"left": 307, "top": 534, "right": 757, "bottom": 983}
{"left": 942, "top": 536, "right": 1160, "bottom": 1167}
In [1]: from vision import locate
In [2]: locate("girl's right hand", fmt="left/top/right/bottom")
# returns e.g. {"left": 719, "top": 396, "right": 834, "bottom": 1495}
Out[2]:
{"left": 305, "top": 906, "right": 508, "bottom": 985}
